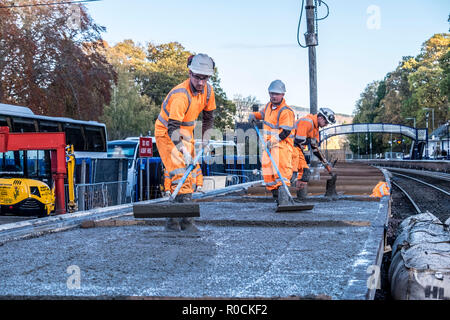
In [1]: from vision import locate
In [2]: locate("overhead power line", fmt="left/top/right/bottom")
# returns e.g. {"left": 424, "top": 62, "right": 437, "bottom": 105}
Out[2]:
{"left": 0, "top": 0, "right": 101, "bottom": 9}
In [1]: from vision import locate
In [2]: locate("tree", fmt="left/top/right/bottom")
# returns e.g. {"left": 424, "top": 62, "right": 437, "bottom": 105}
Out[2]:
{"left": 349, "top": 81, "right": 385, "bottom": 155}
{"left": 402, "top": 33, "right": 449, "bottom": 130}
{"left": 209, "top": 72, "right": 236, "bottom": 130}
{"left": 350, "top": 33, "right": 449, "bottom": 157}
{"left": 0, "top": 0, "right": 116, "bottom": 120}
{"left": 103, "top": 40, "right": 236, "bottom": 137}
{"left": 101, "top": 69, "right": 157, "bottom": 140}
{"left": 142, "top": 42, "right": 192, "bottom": 106}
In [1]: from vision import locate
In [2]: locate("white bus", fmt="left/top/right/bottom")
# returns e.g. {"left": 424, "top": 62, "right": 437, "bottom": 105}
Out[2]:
{"left": 0, "top": 103, "right": 107, "bottom": 158}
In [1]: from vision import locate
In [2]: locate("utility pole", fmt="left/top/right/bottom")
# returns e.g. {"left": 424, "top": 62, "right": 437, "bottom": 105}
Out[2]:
{"left": 305, "top": 0, "right": 318, "bottom": 115}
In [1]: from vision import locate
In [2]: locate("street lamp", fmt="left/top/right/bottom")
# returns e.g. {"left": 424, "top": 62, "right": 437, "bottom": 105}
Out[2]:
{"left": 423, "top": 108, "right": 435, "bottom": 131}
{"left": 406, "top": 117, "right": 416, "bottom": 128}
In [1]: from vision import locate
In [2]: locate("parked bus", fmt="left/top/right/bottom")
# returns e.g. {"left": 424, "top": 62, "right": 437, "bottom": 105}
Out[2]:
{"left": 0, "top": 103, "right": 107, "bottom": 158}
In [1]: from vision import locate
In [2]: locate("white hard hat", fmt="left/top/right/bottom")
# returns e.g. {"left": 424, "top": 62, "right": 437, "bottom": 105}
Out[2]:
{"left": 188, "top": 53, "right": 215, "bottom": 76}
{"left": 318, "top": 107, "right": 336, "bottom": 124}
{"left": 268, "top": 80, "right": 286, "bottom": 94}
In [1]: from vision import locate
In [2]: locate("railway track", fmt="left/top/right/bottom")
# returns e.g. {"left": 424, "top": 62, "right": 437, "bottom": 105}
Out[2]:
{"left": 388, "top": 169, "right": 450, "bottom": 222}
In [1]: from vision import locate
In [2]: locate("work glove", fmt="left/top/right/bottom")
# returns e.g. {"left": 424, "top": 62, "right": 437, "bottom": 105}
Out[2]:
{"left": 266, "top": 136, "right": 280, "bottom": 150}
{"left": 163, "top": 190, "right": 171, "bottom": 197}
{"left": 180, "top": 145, "right": 194, "bottom": 166}
{"left": 196, "top": 186, "right": 204, "bottom": 193}
{"left": 248, "top": 113, "right": 257, "bottom": 126}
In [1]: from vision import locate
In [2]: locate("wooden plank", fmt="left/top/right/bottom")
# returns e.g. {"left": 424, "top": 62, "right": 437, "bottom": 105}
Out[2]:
{"left": 133, "top": 203, "right": 200, "bottom": 218}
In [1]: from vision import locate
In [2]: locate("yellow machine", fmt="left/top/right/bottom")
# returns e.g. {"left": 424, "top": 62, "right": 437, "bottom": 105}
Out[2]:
{"left": 0, "top": 178, "right": 55, "bottom": 216}
{"left": 0, "top": 145, "right": 76, "bottom": 217}
{"left": 66, "top": 145, "right": 77, "bottom": 213}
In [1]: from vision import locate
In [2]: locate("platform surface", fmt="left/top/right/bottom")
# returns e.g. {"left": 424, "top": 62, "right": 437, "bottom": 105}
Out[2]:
{"left": 0, "top": 195, "right": 388, "bottom": 299}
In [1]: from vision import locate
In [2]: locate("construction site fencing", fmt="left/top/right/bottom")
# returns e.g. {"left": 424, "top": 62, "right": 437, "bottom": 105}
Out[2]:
{"left": 65, "top": 181, "right": 129, "bottom": 211}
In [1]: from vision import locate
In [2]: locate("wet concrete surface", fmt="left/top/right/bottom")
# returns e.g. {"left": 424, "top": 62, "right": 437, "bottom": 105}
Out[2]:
{"left": 0, "top": 196, "right": 386, "bottom": 299}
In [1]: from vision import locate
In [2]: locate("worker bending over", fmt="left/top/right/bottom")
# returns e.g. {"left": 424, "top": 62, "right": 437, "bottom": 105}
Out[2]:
{"left": 155, "top": 53, "right": 215, "bottom": 232}
{"left": 248, "top": 80, "right": 295, "bottom": 206}
{"left": 293, "top": 107, "right": 336, "bottom": 199}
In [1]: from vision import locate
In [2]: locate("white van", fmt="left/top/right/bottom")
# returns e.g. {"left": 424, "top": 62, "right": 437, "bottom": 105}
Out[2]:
{"left": 107, "top": 137, "right": 158, "bottom": 201}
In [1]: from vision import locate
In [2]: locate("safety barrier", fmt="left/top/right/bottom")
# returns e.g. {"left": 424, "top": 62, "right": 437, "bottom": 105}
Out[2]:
{"left": 65, "top": 181, "right": 129, "bottom": 211}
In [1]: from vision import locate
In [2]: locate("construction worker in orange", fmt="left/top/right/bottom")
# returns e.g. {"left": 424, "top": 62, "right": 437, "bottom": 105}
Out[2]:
{"left": 370, "top": 181, "right": 390, "bottom": 197}
{"left": 248, "top": 80, "right": 295, "bottom": 206}
{"left": 154, "top": 53, "right": 215, "bottom": 232}
{"left": 294, "top": 107, "right": 336, "bottom": 199}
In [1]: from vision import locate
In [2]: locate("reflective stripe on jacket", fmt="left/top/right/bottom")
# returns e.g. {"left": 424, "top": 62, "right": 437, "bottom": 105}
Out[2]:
{"left": 155, "top": 79, "right": 215, "bottom": 140}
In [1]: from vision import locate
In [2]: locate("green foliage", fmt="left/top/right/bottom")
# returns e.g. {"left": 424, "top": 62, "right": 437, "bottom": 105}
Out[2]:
{"left": 103, "top": 40, "right": 236, "bottom": 138}
{"left": 209, "top": 72, "right": 236, "bottom": 130}
{"left": 100, "top": 70, "right": 158, "bottom": 140}
{"left": 350, "top": 33, "right": 450, "bottom": 156}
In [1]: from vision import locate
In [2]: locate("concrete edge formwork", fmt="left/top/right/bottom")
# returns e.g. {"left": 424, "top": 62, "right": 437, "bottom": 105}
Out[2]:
{"left": 341, "top": 168, "right": 391, "bottom": 300}
{"left": 0, "top": 180, "right": 264, "bottom": 245}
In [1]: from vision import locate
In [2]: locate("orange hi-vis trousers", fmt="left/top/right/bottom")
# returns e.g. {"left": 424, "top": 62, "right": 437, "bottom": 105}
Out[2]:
{"left": 156, "top": 133, "right": 194, "bottom": 195}
{"left": 296, "top": 146, "right": 310, "bottom": 180}
{"left": 262, "top": 139, "right": 293, "bottom": 191}
{"left": 164, "top": 164, "right": 203, "bottom": 192}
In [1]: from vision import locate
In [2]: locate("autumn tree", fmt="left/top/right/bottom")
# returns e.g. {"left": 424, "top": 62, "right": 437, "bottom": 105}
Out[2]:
{"left": 102, "top": 40, "right": 236, "bottom": 138}
{"left": 0, "top": 0, "right": 116, "bottom": 120}
{"left": 350, "top": 33, "right": 450, "bottom": 157}
{"left": 101, "top": 40, "right": 157, "bottom": 139}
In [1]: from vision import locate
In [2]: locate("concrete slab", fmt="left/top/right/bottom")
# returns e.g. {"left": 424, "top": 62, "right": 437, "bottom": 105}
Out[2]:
{"left": 0, "top": 196, "right": 389, "bottom": 300}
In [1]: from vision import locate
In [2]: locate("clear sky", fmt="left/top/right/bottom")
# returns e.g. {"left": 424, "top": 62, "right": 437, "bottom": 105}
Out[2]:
{"left": 85, "top": 0, "right": 449, "bottom": 116}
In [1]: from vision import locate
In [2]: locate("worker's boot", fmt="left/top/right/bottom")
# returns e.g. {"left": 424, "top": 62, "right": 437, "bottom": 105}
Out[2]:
{"left": 182, "top": 193, "right": 192, "bottom": 203}
{"left": 271, "top": 189, "right": 278, "bottom": 203}
{"left": 290, "top": 171, "right": 298, "bottom": 184}
{"left": 277, "top": 186, "right": 293, "bottom": 207}
{"left": 164, "top": 218, "right": 181, "bottom": 232}
{"left": 180, "top": 217, "right": 199, "bottom": 232}
{"left": 296, "top": 185, "right": 308, "bottom": 200}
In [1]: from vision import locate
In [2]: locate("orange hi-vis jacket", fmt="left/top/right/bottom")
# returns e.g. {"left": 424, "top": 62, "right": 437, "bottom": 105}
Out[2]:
{"left": 253, "top": 99, "right": 295, "bottom": 191}
{"left": 294, "top": 114, "right": 320, "bottom": 178}
{"left": 294, "top": 114, "right": 320, "bottom": 147}
{"left": 155, "top": 79, "right": 216, "bottom": 140}
{"left": 370, "top": 181, "right": 390, "bottom": 198}
{"left": 253, "top": 99, "right": 295, "bottom": 147}
{"left": 155, "top": 79, "right": 215, "bottom": 195}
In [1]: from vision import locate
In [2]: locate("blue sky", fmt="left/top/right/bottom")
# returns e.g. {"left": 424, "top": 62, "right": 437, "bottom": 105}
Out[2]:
{"left": 86, "top": 0, "right": 449, "bottom": 116}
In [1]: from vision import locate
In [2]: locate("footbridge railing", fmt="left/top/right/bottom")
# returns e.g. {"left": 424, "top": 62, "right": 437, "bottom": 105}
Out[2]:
{"left": 319, "top": 123, "right": 428, "bottom": 144}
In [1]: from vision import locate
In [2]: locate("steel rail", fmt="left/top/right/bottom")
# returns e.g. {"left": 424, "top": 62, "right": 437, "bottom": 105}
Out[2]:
{"left": 390, "top": 180, "right": 422, "bottom": 214}
{"left": 390, "top": 172, "right": 450, "bottom": 197}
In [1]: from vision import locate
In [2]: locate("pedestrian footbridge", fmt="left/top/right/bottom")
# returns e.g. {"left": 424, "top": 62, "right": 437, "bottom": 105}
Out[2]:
{"left": 319, "top": 123, "right": 428, "bottom": 159}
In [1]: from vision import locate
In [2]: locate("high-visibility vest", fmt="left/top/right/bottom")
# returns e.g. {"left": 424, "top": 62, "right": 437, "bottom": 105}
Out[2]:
{"left": 371, "top": 181, "right": 390, "bottom": 197}
{"left": 154, "top": 79, "right": 215, "bottom": 140}
{"left": 253, "top": 99, "right": 295, "bottom": 146}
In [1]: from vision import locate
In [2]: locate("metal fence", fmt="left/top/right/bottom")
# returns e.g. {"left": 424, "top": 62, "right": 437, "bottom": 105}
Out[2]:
{"left": 65, "top": 181, "right": 129, "bottom": 211}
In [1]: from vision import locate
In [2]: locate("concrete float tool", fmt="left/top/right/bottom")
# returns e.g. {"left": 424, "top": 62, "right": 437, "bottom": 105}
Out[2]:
{"left": 133, "top": 144, "right": 209, "bottom": 219}
{"left": 254, "top": 125, "right": 314, "bottom": 213}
